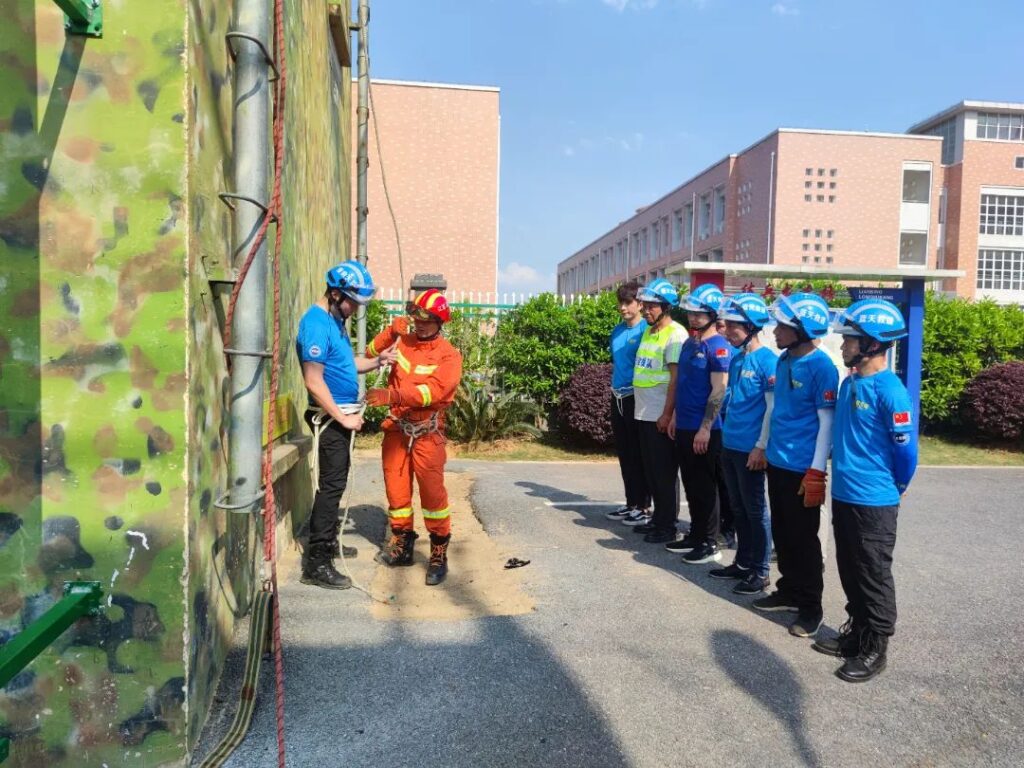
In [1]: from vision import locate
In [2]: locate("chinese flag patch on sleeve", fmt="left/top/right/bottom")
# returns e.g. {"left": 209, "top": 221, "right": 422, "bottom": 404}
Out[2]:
{"left": 715, "top": 347, "right": 729, "bottom": 358}
{"left": 823, "top": 390, "right": 836, "bottom": 403}
{"left": 893, "top": 411, "right": 912, "bottom": 426}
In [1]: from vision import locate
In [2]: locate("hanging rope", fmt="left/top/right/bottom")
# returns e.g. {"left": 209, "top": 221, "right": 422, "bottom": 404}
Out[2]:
{"left": 220, "top": 0, "right": 288, "bottom": 765}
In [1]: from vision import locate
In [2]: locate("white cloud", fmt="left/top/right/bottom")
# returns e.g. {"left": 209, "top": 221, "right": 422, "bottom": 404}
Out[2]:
{"left": 771, "top": 2, "right": 800, "bottom": 16}
{"left": 499, "top": 261, "right": 553, "bottom": 291}
{"left": 562, "top": 145, "right": 576, "bottom": 157}
{"left": 561, "top": 132, "right": 645, "bottom": 157}
{"left": 602, "top": 0, "right": 659, "bottom": 11}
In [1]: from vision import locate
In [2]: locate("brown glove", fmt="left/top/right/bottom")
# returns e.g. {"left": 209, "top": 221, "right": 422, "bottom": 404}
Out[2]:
{"left": 366, "top": 388, "right": 402, "bottom": 408}
{"left": 798, "top": 468, "right": 827, "bottom": 508}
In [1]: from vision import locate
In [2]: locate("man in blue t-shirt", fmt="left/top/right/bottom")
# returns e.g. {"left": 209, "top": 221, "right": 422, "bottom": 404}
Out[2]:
{"left": 812, "top": 300, "right": 917, "bottom": 684}
{"left": 665, "top": 284, "right": 732, "bottom": 564}
{"left": 605, "top": 281, "right": 652, "bottom": 523}
{"left": 753, "top": 293, "right": 838, "bottom": 640}
{"left": 712, "top": 294, "right": 778, "bottom": 596}
{"left": 295, "top": 261, "right": 395, "bottom": 589}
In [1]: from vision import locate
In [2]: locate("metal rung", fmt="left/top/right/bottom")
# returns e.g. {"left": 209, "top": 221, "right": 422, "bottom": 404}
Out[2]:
{"left": 224, "top": 348, "right": 272, "bottom": 359}
{"left": 214, "top": 487, "right": 267, "bottom": 512}
{"left": 218, "top": 192, "right": 276, "bottom": 222}
{"left": 226, "top": 31, "right": 279, "bottom": 81}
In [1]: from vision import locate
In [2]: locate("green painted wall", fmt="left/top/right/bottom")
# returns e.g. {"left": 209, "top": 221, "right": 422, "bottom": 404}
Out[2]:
{"left": 1, "top": 0, "right": 353, "bottom": 764}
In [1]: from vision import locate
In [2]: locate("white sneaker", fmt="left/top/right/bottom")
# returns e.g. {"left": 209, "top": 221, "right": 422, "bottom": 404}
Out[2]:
{"left": 605, "top": 505, "right": 633, "bottom": 520}
{"left": 621, "top": 509, "right": 652, "bottom": 527}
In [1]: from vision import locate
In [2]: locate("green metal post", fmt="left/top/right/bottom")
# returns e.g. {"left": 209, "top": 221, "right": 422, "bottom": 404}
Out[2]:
{"left": 0, "top": 582, "right": 102, "bottom": 689}
{"left": 52, "top": 0, "right": 103, "bottom": 38}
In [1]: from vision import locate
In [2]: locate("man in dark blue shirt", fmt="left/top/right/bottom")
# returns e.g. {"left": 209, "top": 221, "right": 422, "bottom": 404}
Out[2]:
{"left": 813, "top": 299, "right": 917, "bottom": 683}
{"left": 296, "top": 260, "right": 394, "bottom": 589}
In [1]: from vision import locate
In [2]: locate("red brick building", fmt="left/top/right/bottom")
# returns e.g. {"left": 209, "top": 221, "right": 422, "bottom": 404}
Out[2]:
{"left": 559, "top": 100, "right": 1024, "bottom": 303}
{"left": 352, "top": 79, "right": 500, "bottom": 298}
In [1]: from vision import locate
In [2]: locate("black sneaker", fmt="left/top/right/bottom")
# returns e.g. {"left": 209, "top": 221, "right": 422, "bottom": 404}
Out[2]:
{"left": 733, "top": 573, "right": 770, "bottom": 595}
{"left": 665, "top": 535, "right": 699, "bottom": 552}
{"left": 605, "top": 505, "right": 633, "bottom": 521}
{"left": 788, "top": 613, "right": 824, "bottom": 638}
{"left": 621, "top": 509, "right": 651, "bottom": 527}
{"left": 751, "top": 592, "right": 799, "bottom": 613}
{"left": 643, "top": 529, "right": 677, "bottom": 544}
{"left": 633, "top": 522, "right": 659, "bottom": 534}
{"left": 709, "top": 562, "right": 749, "bottom": 580}
{"left": 681, "top": 542, "right": 722, "bottom": 565}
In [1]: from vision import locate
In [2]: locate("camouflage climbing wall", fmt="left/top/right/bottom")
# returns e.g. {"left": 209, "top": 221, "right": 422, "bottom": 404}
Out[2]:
{"left": 1, "top": 0, "right": 352, "bottom": 764}
{"left": 0, "top": 1, "right": 189, "bottom": 765}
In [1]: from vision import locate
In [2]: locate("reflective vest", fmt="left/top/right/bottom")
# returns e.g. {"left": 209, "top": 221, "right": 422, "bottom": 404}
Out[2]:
{"left": 633, "top": 321, "right": 684, "bottom": 388}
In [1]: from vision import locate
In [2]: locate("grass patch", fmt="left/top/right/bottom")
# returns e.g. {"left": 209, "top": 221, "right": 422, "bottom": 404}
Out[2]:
{"left": 918, "top": 434, "right": 1024, "bottom": 466}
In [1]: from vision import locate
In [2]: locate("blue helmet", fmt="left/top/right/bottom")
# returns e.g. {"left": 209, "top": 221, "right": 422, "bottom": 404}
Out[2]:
{"left": 637, "top": 278, "right": 679, "bottom": 306}
{"left": 720, "top": 293, "right": 770, "bottom": 329}
{"left": 771, "top": 292, "right": 831, "bottom": 340}
{"left": 832, "top": 299, "right": 908, "bottom": 342}
{"left": 326, "top": 260, "right": 376, "bottom": 305}
{"left": 681, "top": 283, "right": 725, "bottom": 317}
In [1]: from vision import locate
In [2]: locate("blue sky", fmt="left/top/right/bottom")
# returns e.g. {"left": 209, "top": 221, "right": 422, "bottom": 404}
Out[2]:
{"left": 365, "top": 0, "right": 1024, "bottom": 294}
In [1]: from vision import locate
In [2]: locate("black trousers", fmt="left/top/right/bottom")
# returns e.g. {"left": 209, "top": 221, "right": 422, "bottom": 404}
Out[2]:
{"left": 636, "top": 419, "right": 679, "bottom": 532}
{"left": 610, "top": 394, "right": 650, "bottom": 510}
{"left": 717, "top": 452, "right": 735, "bottom": 534}
{"left": 767, "top": 464, "right": 823, "bottom": 617}
{"left": 832, "top": 500, "right": 899, "bottom": 637}
{"left": 676, "top": 429, "right": 722, "bottom": 544}
{"left": 304, "top": 410, "right": 353, "bottom": 547}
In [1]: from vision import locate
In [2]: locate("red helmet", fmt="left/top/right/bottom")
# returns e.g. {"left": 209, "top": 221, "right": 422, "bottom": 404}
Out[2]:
{"left": 411, "top": 289, "right": 451, "bottom": 323}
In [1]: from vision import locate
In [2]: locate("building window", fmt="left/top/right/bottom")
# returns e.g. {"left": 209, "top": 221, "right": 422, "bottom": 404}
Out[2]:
{"left": 805, "top": 168, "right": 813, "bottom": 176}
{"left": 650, "top": 223, "right": 659, "bottom": 260}
{"left": 802, "top": 255, "right": 809, "bottom": 263}
{"left": 805, "top": 181, "right": 812, "bottom": 189}
{"left": 814, "top": 243, "right": 821, "bottom": 251}
{"left": 829, "top": 182, "right": 837, "bottom": 189}
{"left": 977, "top": 249, "right": 1024, "bottom": 290}
{"left": 714, "top": 187, "right": 726, "bottom": 234}
{"left": 902, "top": 168, "right": 931, "bottom": 203}
{"left": 828, "top": 195, "right": 836, "bottom": 203}
{"left": 814, "top": 256, "right": 821, "bottom": 263}
{"left": 827, "top": 229, "right": 834, "bottom": 238}
{"left": 802, "top": 228, "right": 810, "bottom": 237}
{"left": 830, "top": 168, "right": 838, "bottom": 177}
{"left": 899, "top": 233, "right": 928, "bottom": 266}
{"left": 826, "top": 256, "right": 834, "bottom": 264}
{"left": 979, "top": 193, "right": 1024, "bottom": 236}
{"left": 817, "top": 195, "right": 825, "bottom": 202}
{"left": 818, "top": 168, "right": 825, "bottom": 176}
{"left": 699, "top": 193, "right": 712, "bottom": 239}
{"left": 804, "top": 194, "right": 812, "bottom": 202}
{"left": 817, "top": 181, "right": 825, "bottom": 189}
{"left": 662, "top": 216, "right": 670, "bottom": 254}
{"left": 976, "top": 112, "right": 1024, "bottom": 142}
{"left": 826, "top": 244, "right": 834, "bottom": 252}
{"left": 925, "top": 116, "right": 957, "bottom": 164}
{"left": 672, "top": 210, "right": 683, "bottom": 251}
{"left": 814, "top": 229, "right": 822, "bottom": 238}
{"left": 684, "top": 203, "right": 694, "bottom": 246}
{"left": 1017, "top": 156, "right": 1024, "bottom": 169}
{"left": 802, "top": 243, "right": 809, "bottom": 251}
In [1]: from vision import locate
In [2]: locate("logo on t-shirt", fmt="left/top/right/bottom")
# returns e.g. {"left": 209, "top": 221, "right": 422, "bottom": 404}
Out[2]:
{"left": 308, "top": 345, "right": 322, "bottom": 358}
{"left": 823, "top": 390, "right": 836, "bottom": 402}
{"left": 893, "top": 411, "right": 911, "bottom": 426}
{"left": 715, "top": 347, "right": 729, "bottom": 358}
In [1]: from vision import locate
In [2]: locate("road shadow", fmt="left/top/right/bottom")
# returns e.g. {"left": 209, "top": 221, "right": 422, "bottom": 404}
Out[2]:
{"left": 711, "top": 629, "right": 821, "bottom": 767}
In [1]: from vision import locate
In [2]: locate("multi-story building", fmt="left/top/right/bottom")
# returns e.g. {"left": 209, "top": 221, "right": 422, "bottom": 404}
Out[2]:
{"left": 557, "top": 100, "right": 1024, "bottom": 303}
{"left": 353, "top": 78, "right": 500, "bottom": 297}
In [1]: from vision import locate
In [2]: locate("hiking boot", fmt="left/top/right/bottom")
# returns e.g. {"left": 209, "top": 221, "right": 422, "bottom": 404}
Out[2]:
{"left": 812, "top": 619, "right": 863, "bottom": 658}
{"left": 605, "top": 505, "right": 634, "bottom": 520}
{"left": 425, "top": 533, "right": 450, "bottom": 586}
{"left": 788, "top": 613, "right": 824, "bottom": 638}
{"left": 709, "top": 562, "right": 749, "bottom": 580}
{"left": 837, "top": 631, "right": 889, "bottom": 683}
{"left": 752, "top": 592, "right": 800, "bottom": 613}
{"left": 328, "top": 539, "right": 359, "bottom": 559}
{"left": 379, "top": 528, "right": 418, "bottom": 566}
{"left": 681, "top": 542, "right": 722, "bottom": 565}
{"left": 733, "top": 572, "right": 770, "bottom": 595}
{"left": 665, "top": 534, "right": 699, "bottom": 552}
{"left": 300, "top": 544, "right": 352, "bottom": 590}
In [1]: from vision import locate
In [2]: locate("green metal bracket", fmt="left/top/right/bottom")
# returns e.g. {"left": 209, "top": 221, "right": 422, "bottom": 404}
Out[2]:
{"left": 0, "top": 581, "right": 102, "bottom": 691}
{"left": 53, "top": 0, "right": 103, "bottom": 39}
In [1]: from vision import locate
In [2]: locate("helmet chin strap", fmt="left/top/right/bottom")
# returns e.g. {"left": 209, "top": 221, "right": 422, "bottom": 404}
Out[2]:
{"left": 740, "top": 325, "right": 758, "bottom": 349}
{"left": 846, "top": 336, "right": 883, "bottom": 367}
{"left": 780, "top": 323, "right": 809, "bottom": 351}
{"left": 688, "top": 314, "right": 715, "bottom": 336}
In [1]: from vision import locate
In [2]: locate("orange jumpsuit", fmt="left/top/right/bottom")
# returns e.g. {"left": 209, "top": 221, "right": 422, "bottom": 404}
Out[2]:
{"left": 367, "top": 318, "right": 463, "bottom": 537}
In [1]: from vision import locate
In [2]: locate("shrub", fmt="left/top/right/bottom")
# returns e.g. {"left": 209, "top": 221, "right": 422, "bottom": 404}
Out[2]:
{"left": 921, "top": 294, "right": 1024, "bottom": 429}
{"left": 493, "top": 292, "right": 619, "bottom": 407}
{"left": 960, "top": 362, "right": 1024, "bottom": 442}
{"left": 445, "top": 381, "right": 541, "bottom": 445}
{"left": 557, "top": 363, "right": 614, "bottom": 448}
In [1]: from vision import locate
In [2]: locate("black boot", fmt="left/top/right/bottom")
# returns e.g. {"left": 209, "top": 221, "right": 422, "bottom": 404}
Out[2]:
{"left": 301, "top": 544, "right": 353, "bottom": 590}
{"left": 837, "top": 631, "right": 888, "bottom": 683}
{"left": 379, "top": 528, "right": 418, "bottom": 566}
{"left": 812, "top": 618, "right": 863, "bottom": 658}
{"left": 328, "top": 538, "right": 359, "bottom": 560}
{"left": 425, "top": 533, "right": 450, "bottom": 586}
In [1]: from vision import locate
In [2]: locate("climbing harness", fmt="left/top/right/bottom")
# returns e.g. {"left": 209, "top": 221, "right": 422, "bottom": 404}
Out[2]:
{"left": 398, "top": 412, "right": 440, "bottom": 452}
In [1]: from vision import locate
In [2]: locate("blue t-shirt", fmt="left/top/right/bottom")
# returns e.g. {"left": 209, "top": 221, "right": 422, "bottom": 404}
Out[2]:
{"left": 609, "top": 319, "right": 648, "bottom": 391}
{"left": 295, "top": 305, "right": 358, "bottom": 406}
{"left": 723, "top": 346, "right": 778, "bottom": 453}
{"left": 766, "top": 348, "right": 839, "bottom": 472}
{"left": 675, "top": 334, "right": 733, "bottom": 430}
{"left": 832, "top": 370, "right": 917, "bottom": 506}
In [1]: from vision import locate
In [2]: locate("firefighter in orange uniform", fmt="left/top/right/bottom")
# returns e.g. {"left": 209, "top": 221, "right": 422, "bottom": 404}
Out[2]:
{"left": 365, "top": 289, "right": 463, "bottom": 585}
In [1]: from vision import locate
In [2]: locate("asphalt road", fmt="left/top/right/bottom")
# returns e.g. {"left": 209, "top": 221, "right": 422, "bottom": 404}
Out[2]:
{"left": 195, "top": 459, "right": 1024, "bottom": 768}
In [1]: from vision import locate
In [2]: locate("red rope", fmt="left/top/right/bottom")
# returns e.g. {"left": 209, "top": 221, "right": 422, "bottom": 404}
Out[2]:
{"left": 222, "top": 1, "right": 289, "bottom": 765}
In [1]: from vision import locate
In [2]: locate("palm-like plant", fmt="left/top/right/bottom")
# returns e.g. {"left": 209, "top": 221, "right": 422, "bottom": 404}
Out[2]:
{"left": 445, "top": 381, "right": 541, "bottom": 446}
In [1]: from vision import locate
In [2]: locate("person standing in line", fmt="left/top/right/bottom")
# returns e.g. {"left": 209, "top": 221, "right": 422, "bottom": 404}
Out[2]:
{"left": 813, "top": 299, "right": 917, "bottom": 682}
{"left": 605, "top": 281, "right": 652, "bottom": 524}
{"left": 626, "top": 279, "right": 687, "bottom": 542}
{"left": 296, "top": 261, "right": 394, "bottom": 590}
{"left": 665, "top": 284, "right": 732, "bottom": 564}
{"left": 711, "top": 293, "right": 777, "bottom": 595}
{"left": 752, "top": 293, "right": 838, "bottom": 638}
